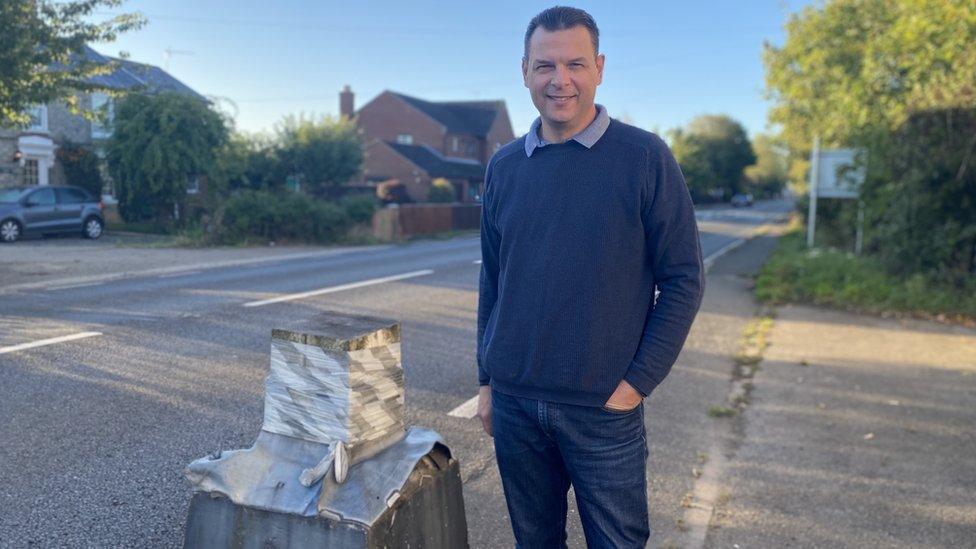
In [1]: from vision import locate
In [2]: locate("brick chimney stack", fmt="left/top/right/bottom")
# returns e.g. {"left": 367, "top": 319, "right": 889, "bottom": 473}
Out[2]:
{"left": 339, "top": 85, "right": 354, "bottom": 120}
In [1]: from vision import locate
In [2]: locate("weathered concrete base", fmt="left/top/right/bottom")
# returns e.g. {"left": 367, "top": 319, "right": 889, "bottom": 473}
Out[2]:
{"left": 183, "top": 445, "right": 469, "bottom": 549}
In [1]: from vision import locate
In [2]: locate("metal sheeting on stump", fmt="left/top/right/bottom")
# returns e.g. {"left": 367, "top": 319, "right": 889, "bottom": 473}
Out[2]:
{"left": 183, "top": 312, "right": 468, "bottom": 548}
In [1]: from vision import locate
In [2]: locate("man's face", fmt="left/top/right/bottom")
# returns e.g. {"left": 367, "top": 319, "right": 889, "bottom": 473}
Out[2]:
{"left": 522, "top": 26, "right": 604, "bottom": 135}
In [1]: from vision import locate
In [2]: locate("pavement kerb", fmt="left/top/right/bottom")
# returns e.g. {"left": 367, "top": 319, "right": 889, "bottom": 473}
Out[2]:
{"left": 679, "top": 219, "right": 790, "bottom": 549}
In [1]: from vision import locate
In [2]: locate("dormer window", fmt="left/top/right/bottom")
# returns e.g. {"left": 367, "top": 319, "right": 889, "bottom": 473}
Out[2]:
{"left": 396, "top": 134, "right": 413, "bottom": 145}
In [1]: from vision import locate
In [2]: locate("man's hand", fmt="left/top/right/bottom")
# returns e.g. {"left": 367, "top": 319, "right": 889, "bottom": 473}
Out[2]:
{"left": 603, "top": 379, "right": 643, "bottom": 411}
{"left": 477, "top": 385, "right": 493, "bottom": 436}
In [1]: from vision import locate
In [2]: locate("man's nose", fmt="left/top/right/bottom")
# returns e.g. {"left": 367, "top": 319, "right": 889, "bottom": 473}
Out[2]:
{"left": 550, "top": 65, "right": 571, "bottom": 87}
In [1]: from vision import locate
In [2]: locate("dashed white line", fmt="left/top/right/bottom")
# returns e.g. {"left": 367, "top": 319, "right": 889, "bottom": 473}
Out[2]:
{"left": 0, "top": 331, "right": 103, "bottom": 355}
{"left": 46, "top": 282, "right": 102, "bottom": 291}
{"left": 158, "top": 270, "right": 201, "bottom": 278}
{"left": 447, "top": 395, "right": 480, "bottom": 418}
{"left": 242, "top": 269, "right": 436, "bottom": 308}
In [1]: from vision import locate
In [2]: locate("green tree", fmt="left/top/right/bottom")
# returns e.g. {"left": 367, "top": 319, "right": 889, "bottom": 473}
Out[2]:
{"left": 275, "top": 114, "right": 364, "bottom": 199}
{"left": 218, "top": 131, "right": 287, "bottom": 192}
{"left": 764, "top": 0, "right": 976, "bottom": 168}
{"left": 669, "top": 114, "right": 756, "bottom": 202}
{"left": 744, "top": 134, "right": 789, "bottom": 198}
{"left": 765, "top": 0, "right": 976, "bottom": 281}
{"left": 0, "top": 0, "right": 144, "bottom": 126}
{"left": 106, "top": 93, "right": 228, "bottom": 224}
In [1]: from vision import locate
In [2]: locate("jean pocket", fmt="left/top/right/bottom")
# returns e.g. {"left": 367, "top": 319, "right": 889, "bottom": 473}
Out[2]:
{"left": 601, "top": 401, "right": 642, "bottom": 415}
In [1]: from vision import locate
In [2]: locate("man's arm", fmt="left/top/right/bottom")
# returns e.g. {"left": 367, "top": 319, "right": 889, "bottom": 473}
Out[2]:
{"left": 477, "top": 160, "right": 501, "bottom": 388}
{"left": 622, "top": 136, "right": 706, "bottom": 398}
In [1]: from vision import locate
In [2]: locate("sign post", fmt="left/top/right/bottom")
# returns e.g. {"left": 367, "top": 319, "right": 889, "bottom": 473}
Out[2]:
{"left": 806, "top": 139, "right": 866, "bottom": 251}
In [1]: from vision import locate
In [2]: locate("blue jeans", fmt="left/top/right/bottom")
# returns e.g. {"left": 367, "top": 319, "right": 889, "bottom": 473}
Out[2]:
{"left": 491, "top": 388, "right": 650, "bottom": 548}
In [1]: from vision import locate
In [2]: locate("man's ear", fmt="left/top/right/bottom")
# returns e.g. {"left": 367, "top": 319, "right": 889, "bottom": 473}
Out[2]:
{"left": 522, "top": 57, "right": 529, "bottom": 88}
{"left": 595, "top": 53, "right": 605, "bottom": 86}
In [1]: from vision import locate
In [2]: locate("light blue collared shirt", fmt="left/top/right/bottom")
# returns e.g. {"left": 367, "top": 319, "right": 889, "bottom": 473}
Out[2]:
{"left": 524, "top": 104, "right": 611, "bottom": 157}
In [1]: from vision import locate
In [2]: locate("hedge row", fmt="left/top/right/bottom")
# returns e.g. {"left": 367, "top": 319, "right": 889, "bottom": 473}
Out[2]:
{"left": 217, "top": 191, "right": 376, "bottom": 243}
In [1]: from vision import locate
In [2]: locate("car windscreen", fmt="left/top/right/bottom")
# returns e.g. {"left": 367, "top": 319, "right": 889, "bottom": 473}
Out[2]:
{"left": 0, "top": 188, "right": 26, "bottom": 203}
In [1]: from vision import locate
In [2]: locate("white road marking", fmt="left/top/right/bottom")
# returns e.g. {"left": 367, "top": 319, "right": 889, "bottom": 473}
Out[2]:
{"left": 46, "top": 282, "right": 102, "bottom": 291}
{"left": 4, "top": 246, "right": 391, "bottom": 295}
{"left": 703, "top": 238, "right": 747, "bottom": 273}
{"left": 158, "top": 270, "right": 201, "bottom": 278}
{"left": 447, "top": 395, "right": 480, "bottom": 418}
{"left": 0, "top": 331, "right": 103, "bottom": 355}
{"left": 243, "top": 269, "right": 436, "bottom": 308}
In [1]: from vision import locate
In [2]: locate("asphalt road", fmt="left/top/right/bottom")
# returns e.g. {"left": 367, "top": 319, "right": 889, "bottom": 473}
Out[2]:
{"left": 0, "top": 200, "right": 791, "bottom": 548}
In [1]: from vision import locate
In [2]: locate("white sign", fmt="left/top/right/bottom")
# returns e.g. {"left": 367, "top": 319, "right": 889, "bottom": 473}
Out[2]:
{"left": 814, "top": 148, "right": 864, "bottom": 199}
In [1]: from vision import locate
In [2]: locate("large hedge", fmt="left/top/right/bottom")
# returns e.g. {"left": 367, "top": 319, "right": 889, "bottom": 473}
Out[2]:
{"left": 217, "top": 191, "right": 376, "bottom": 243}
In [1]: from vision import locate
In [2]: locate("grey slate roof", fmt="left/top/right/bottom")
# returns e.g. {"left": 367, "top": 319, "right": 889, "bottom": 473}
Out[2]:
{"left": 390, "top": 92, "right": 502, "bottom": 137}
{"left": 386, "top": 142, "right": 486, "bottom": 180}
{"left": 78, "top": 46, "right": 206, "bottom": 101}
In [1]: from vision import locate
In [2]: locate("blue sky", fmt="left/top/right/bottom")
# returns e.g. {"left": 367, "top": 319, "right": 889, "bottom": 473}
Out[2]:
{"left": 95, "top": 0, "right": 811, "bottom": 139}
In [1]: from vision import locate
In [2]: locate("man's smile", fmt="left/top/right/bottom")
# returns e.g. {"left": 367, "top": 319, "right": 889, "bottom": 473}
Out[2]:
{"left": 547, "top": 94, "right": 577, "bottom": 104}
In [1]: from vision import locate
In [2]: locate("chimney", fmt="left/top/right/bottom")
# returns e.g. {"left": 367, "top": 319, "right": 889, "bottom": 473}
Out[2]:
{"left": 339, "top": 85, "right": 354, "bottom": 120}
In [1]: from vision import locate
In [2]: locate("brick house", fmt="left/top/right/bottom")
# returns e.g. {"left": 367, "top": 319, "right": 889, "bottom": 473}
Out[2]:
{"left": 0, "top": 46, "right": 206, "bottom": 195}
{"left": 342, "top": 87, "right": 516, "bottom": 203}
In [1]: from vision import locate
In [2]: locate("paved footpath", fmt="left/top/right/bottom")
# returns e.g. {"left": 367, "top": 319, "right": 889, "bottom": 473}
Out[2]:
{"left": 704, "top": 299, "right": 976, "bottom": 547}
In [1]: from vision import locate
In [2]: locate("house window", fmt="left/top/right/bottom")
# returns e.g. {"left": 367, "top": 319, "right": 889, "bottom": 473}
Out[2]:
{"left": 91, "top": 92, "right": 114, "bottom": 139}
{"left": 27, "top": 105, "right": 48, "bottom": 132}
{"left": 494, "top": 142, "right": 501, "bottom": 153}
{"left": 452, "top": 136, "right": 458, "bottom": 152}
{"left": 186, "top": 175, "right": 200, "bottom": 194}
{"left": 24, "top": 159, "right": 39, "bottom": 185}
{"left": 466, "top": 141, "right": 478, "bottom": 157}
{"left": 396, "top": 134, "right": 413, "bottom": 145}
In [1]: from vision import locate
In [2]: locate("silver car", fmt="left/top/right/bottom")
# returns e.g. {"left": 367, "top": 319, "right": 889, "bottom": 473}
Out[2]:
{"left": 0, "top": 185, "right": 105, "bottom": 243}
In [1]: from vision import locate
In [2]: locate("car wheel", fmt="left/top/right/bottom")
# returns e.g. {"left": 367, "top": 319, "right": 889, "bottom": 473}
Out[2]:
{"left": 83, "top": 216, "right": 104, "bottom": 239}
{"left": 1, "top": 219, "right": 21, "bottom": 243}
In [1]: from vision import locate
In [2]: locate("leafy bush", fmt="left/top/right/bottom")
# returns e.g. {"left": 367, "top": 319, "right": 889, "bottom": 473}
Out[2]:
{"left": 427, "top": 178, "right": 456, "bottom": 203}
{"left": 55, "top": 142, "right": 104, "bottom": 199}
{"left": 218, "top": 191, "right": 352, "bottom": 243}
{"left": 339, "top": 193, "right": 378, "bottom": 225}
{"left": 756, "top": 229, "right": 976, "bottom": 322}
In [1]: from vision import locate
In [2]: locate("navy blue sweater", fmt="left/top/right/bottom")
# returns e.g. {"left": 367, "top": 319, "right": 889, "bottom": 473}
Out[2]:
{"left": 477, "top": 119, "right": 705, "bottom": 407}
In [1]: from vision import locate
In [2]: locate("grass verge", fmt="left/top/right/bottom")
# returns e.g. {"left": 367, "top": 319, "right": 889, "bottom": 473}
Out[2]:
{"left": 756, "top": 227, "right": 976, "bottom": 325}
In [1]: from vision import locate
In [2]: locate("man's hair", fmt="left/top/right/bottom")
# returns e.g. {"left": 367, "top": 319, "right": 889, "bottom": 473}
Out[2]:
{"left": 523, "top": 6, "right": 600, "bottom": 60}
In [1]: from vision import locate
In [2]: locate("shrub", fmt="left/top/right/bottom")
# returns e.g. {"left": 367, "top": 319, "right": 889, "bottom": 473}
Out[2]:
{"left": 218, "top": 191, "right": 352, "bottom": 244}
{"left": 427, "top": 178, "right": 456, "bottom": 203}
{"left": 339, "top": 193, "right": 378, "bottom": 225}
{"left": 56, "top": 142, "right": 104, "bottom": 199}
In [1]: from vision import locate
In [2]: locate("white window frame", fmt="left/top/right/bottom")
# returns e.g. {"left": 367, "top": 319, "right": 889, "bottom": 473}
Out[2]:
{"left": 452, "top": 136, "right": 459, "bottom": 152}
{"left": 27, "top": 105, "right": 48, "bottom": 132}
{"left": 396, "top": 134, "right": 413, "bottom": 145}
{"left": 186, "top": 175, "right": 201, "bottom": 194}
{"left": 91, "top": 92, "right": 114, "bottom": 139}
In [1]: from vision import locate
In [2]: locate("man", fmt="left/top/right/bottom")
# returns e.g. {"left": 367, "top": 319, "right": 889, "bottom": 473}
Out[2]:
{"left": 476, "top": 6, "right": 705, "bottom": 548}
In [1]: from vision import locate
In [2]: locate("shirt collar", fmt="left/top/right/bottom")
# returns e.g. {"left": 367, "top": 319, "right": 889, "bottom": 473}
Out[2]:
{"left": 524, "top": 104, "right": 610, "bottom": 158}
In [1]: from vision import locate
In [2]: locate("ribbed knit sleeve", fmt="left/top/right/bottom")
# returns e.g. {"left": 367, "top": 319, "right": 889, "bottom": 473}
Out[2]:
{"left": 477, "top": 159, "right": 501, "bottom": 386}
{"left": 623, "top": 136, "right": 706, "bottom": 397}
